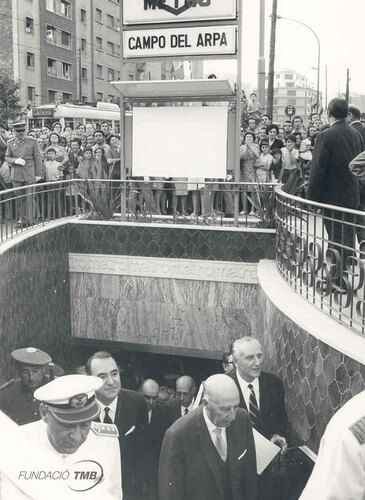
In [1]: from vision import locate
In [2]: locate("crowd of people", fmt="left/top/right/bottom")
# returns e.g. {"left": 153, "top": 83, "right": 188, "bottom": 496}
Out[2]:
{"left": 2, "top": 99, "right": 365, "bottom": 224}
{"left": 0, "top": 338, "right": 290, "bottom": 500}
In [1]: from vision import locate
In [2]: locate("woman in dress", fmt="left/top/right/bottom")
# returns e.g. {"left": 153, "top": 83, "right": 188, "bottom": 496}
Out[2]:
{"left": 240, "top": 132, "right": 260, "bottom": 215}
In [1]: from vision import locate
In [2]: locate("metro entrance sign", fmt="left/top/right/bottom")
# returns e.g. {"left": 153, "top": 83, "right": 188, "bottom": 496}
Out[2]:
{"left": 123, "top": 0, "right": 237, "bottom": 25}
{"left": 124, "top": 25, "right": 236, "bottom": 59}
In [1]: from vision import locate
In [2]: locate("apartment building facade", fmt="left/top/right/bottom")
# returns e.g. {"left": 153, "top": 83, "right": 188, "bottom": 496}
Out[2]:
{"left": 2, "top": 0, "right": 165, "bottom": 110}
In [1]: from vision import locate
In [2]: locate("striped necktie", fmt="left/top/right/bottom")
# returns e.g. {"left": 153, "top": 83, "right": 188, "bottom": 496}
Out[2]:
{"left": 213, "top": 427, "right": 227, "bottom": 462}
{"left": 248, "top": 384, "right": 260, "bottom": 427}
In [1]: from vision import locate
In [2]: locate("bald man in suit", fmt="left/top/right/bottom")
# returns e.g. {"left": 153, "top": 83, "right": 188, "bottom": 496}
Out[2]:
{"left": 159, "top": 374, "right": 257, "bottom": 500}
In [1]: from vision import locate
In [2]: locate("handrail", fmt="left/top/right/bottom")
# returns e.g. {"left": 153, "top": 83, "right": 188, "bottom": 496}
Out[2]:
{"left": 275, "top": 186, "right": 365, "bottom": 336}
{"left": 275, "top": 185, "right": 365, "bottom": 217}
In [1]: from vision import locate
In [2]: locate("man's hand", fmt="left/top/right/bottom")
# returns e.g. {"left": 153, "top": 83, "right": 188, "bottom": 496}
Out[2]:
{"left": 14, "top": 158, "right": 26, "bottom": 166}
{"left": 270, "top": 434, "right": 288, "bottom": 454}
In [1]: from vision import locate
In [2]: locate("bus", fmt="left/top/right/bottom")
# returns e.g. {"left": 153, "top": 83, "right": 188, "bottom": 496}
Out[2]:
{"left": 27, "top": 102, "right": 121, "bottom": 132}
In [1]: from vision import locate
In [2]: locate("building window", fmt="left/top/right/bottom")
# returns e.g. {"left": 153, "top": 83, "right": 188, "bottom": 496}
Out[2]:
{"left": 106, "top": 41, "right": 114, "bottom": 55}
{"left": 107, "top": 14, "right": 114, "bottom": 28}
{"left": 25, "top": 17, "right": 34, "bottom": 34}
{"left": 275, "top": 74, "right": 280, "bottom": 79}
{"left": 46, "top": 0, "right": 55, "bottom": 11}
{"left": 96, "top": 37, "right": 103, "bottom": 50}
{"left": 108, "top": 95, "right": 114, "bottom": 103}
{"left": 81, "top": 67, "right": 87, "bottom": 80}
{"left": 27, "top": 86, "right": 35, "bottom": 102}
{"left": 96, "top": 65, "right": 103, "bottom": 78}
{"left": 62, "top": 92, "right": 72, "bottom": 102}
{"left": 286, "top": 82, "right": 295, "bottom": 88}
{"left": 61, "top": 30, "right": 71, "bottom": 48}
{"left": 81, "top": 38, "right": 86, "bottom": 52}
{"left": 82, "top": 95, "right": 87, "bottom": 104}
{"left": 47, "top": 0, "right": 71, "bottom": 18}
{"left": 46, "top": 25, "right": 56, "bottom": 43}
{"left": 96, "top": 8, "right": 102, "bottom": 22}
{"left": 62, "top": 62, "right": 71, "bottom": 80}
{"left": 96, "top": 92, "right": 103, "bottom": 101}
{"left": 47, "top": 58, "right": 56, "bottom": 76}
{"left": 287, "top": 98, "right": 296, "bottom": 105}
{"left": 47, "top": 58, "right": 72, "bottom": 80}
{"left": 26, "top": 52, "right": 35, "bottom": 68}
{"left": 80, "top": 8, "right": 86, "bottom": 22}
{"left": 48, "top": 90, "right": 56, "bottom": 103}
{"left": 107, "top": 68, "right": 115, "bottom": 81}
{"left": 284, "top": 74, "right": 293, "bottom": 80}
{"left": 60, "top": 0, "right": 71, "bottom": 18}
{"left": 287, "top": 90, "right": 297, "bottom": 97}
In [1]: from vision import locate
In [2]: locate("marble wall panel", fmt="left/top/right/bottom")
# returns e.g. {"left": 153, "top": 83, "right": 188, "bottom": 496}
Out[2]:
{"left": 0, "top": 226, "right": 72, "bottom": 383}
{"left": 257, "top": 284, "right": 365, "bottom": 453}
{"left": 70, "top": 274, "right": 258, "bottom": 354}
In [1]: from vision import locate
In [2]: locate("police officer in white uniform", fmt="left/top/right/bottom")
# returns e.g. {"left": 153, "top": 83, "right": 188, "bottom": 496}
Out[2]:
{"left": 22, "top": 375, "right": 122, "bottom": 499}
{"left": 300, "top": 390, "right": 365, "bottom": 500}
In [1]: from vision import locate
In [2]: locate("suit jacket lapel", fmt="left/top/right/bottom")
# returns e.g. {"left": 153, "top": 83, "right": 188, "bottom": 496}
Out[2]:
{"left": 116, "top": 391, "right": 130, "bottom": 437}
{"left": 196, "top": 408, "right": 224, "bottom": 499}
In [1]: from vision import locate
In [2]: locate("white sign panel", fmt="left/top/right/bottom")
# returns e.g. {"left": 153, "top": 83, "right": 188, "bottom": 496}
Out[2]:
{"left": 123, "top": 25, "right": 236, "bottom": 59}
{"left": 123, "top": 0, "right": 237, "bottom": 25}
{"left": 132, "top": 106, "right": 228, "bottom": 178}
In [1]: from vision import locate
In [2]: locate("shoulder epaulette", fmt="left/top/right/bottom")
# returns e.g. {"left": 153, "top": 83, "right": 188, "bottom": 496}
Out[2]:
{"left": 349, "top": 415, "right": 365, "bottom": 444}
{"left": 0, "top": 379, "right": 14, "bottom": 391}
{"left": 91, "top": 421, "right": 119, "bottom": 437}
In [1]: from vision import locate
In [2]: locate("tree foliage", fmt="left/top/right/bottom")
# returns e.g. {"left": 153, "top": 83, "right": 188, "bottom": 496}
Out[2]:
{"left": 0, "top": 70, "right": 22, "bottom": 125}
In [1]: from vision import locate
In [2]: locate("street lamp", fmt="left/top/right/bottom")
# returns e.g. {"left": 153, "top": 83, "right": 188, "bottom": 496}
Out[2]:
{"left": 276, "top": 15, "right": 320, "bottom": 110}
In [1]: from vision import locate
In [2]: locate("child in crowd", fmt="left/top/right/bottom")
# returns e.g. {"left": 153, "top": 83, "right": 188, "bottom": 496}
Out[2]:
{"left": 44, "top": 148, "right": 63, "bottom": 182}
{"left": 280, "top": 134, "right": 299, "bottom": 183}
{"left": 270, "top": 148, "right": 282, "bottom": 181}
{"left": 256, "top": 141, "right": 273, "bottom": 182}
{"left": 77, "top": 147, "right": 98, "bottom": 179}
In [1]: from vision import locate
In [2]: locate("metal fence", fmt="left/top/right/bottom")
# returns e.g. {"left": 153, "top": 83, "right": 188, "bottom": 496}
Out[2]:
{"left": 0, "top": 179, "right": 277, "bottom": 243}
{"left": 276, "top": 186, "right": 365, "bottom": 336}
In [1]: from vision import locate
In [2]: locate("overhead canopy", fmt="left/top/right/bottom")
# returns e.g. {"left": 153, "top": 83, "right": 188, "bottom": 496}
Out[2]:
{"left": 112, "top": 78, "right": 236, "bottom": 102}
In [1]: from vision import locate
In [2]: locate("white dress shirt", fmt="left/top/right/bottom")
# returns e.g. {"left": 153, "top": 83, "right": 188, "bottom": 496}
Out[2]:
{"left": 181, "top": 399, "right": 195, "bottom": 417}
{"left": 203, "top": 407, "right": 227, "bottom": 450}
{"left": 236, "top": 372, "right": 260, "bottom": 411}
{"left": 97, "top": 397, "right": 118, "bottom": 423}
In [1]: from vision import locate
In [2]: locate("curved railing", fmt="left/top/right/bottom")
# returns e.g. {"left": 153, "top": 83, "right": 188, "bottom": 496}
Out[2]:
{"left": 0, "top": 179, "right": 277, "bottom": 243}
{"left": 275, "top": 186, "right": 365, "bottom": 336}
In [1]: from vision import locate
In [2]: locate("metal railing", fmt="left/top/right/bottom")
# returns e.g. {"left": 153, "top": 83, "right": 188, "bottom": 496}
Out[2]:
{"left": 276, "top": 186, "right": 365, "bottom": 336}
{"left": 0, "top": 180, "right": 277, "bottom": 243}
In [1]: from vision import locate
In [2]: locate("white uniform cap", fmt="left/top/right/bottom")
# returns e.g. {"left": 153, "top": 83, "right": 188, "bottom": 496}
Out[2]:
{"left": 34, "top": 375, "right": 103, "bottom": 424}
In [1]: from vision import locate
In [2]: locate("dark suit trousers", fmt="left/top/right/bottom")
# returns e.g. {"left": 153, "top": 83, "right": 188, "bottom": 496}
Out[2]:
{"left": 323, "top": 208, "right": 356, "bottom": 285}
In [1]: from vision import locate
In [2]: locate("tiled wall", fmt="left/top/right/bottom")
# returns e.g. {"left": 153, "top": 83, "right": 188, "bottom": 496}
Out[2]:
{"left": 0, "top": 226, "right": 72, "bottom": 383}
{"left": 257, "top": 285, "right": 365, "bottom": 453}
{"left": 68, "top": 223, "right": 276, "bottom": 262}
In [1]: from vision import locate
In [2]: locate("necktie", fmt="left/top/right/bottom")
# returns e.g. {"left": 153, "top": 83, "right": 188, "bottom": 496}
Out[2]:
{"left": 184, "top": 407, "right": 188, "bottom": 415}
{"left": 213, "top": 428, "right": 227, "bottom": 462}
{"left": 248, "top": 384, "right": 260, "bottom": 427}
{"left": 104, "top": 407, "right": 113, "bottom": 424}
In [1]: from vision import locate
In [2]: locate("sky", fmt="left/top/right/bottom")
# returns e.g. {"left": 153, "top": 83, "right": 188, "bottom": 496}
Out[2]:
{"left": 204, "top": 0, "right": 365, "bottom": 100}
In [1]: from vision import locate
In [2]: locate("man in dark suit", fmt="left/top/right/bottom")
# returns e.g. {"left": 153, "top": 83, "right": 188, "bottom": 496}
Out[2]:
{"left": 86, "top": 351, "right": 148, "bottom": 500}
{"left": 229, "top": 337, "right": 288, "bottom": 447}
{"left": 230, "top": 337, "right": 288, "bottom": 500}
{"left": 348, "top": 105, "right": 365, "bottom": 143}
{"left": 140, "top": 379, "right": 170, "bottom": 500}
{"left": 348, "top": 105, "right": 365, "bottom": 245}
{"left": 165, "top": 375, "right": 197, "bottom": 424}
{"left": 307, "top": 98, "right": 364, "bottom": 285}
{"left": 159, "top": 374, "right": 257, "bottom": 500}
